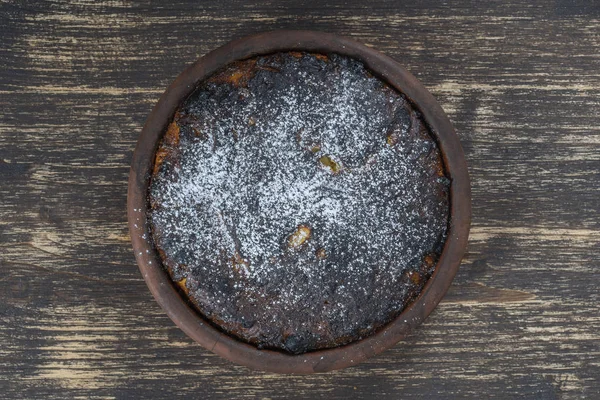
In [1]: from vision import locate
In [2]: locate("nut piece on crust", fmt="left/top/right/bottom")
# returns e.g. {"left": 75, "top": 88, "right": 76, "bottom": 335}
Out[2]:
{"left": 319, "top": 155, "right": 341, "bottom": 174}
{"left": 287, "top": 225, "right": 312, "bottom": 249}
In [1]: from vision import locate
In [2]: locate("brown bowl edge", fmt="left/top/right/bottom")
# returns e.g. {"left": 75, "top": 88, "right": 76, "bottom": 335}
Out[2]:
{"left": 127, "top": 30, "right": 471, "bottom": 374}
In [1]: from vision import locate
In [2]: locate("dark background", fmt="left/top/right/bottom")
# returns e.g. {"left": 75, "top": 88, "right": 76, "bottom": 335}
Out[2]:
{"left": 1, "top": 0, "right": 599, "bottom": 398}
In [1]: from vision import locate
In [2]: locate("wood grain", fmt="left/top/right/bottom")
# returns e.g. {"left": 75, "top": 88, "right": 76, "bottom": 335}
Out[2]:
{"left": 1, "top": 0, "right": 599, "bottom": 398}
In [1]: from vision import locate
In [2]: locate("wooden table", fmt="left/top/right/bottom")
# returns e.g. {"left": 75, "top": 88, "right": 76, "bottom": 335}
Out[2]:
{"left": 2, "top": 1, "right": 599, "bottom": 398}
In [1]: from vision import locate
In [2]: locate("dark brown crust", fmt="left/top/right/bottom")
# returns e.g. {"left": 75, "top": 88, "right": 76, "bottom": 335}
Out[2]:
{"left": 149, "top": 52, "right": 449, "bottom": 354}
{"left": 128, "top": 30, "right": 471, "bottom": 373}
{"left": 206, "top": 59, "right": 259, "bottom": 87}
{"left": 152, "top": 119, "right": 180, "bottom": 176}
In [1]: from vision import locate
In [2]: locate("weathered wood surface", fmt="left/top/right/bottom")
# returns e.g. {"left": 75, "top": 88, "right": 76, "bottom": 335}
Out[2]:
{"left": 1, "top": 0, "right": 599, "bottom": 398}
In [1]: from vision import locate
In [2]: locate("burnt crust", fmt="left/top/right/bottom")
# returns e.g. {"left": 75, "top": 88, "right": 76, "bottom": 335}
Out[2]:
{"left": 148, "top": 52, "right": 450, "bottom": 354}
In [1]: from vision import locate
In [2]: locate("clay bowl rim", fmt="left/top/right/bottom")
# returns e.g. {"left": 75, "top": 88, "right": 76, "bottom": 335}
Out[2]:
{"left": 127, "top": 30, "right": 471, "bottom": 374}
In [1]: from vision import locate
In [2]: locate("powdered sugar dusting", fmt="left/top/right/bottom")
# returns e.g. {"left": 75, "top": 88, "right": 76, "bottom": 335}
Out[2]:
{"left": 148, "top": 53, "right": 449, "bottom": 353}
